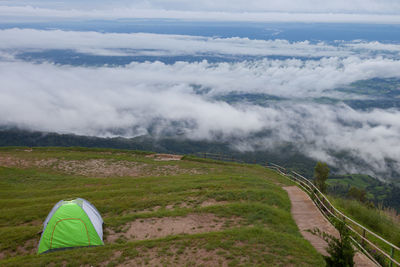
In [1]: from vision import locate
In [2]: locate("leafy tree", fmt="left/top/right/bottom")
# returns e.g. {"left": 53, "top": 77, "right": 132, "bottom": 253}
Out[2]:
{"left": 347, "top": 186, "right": 367, "bottom": 203}
{"left": 310, "top": 220, "right": 355, "bottom": 267}
{"left": 314, "top": 161, "right": 329, "bottom": 193}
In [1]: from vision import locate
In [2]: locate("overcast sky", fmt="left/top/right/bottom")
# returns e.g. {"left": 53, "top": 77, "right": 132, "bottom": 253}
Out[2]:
{"left": 1, "top": 0, "right": 400, "bottom": 23}
{"left": 1, "top": 0, "right": 400, "bottom": 13}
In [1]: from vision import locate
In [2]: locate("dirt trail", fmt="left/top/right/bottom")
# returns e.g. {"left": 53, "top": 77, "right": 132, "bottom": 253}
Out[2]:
{"left": 284, "top": 186, "right": 376, "bottom": 267}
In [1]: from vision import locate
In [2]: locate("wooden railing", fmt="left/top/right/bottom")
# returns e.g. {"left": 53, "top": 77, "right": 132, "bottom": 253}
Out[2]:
{"left": 266, "top": 162, "right": 399, "bottom": 267}
{"left": 191, "top": 152, "right": 399, "bottom": 266}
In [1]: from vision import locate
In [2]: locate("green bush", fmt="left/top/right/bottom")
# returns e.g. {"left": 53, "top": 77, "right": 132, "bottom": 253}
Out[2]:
{"left": 310, "top": 220, "right": 355, "bottom": 267}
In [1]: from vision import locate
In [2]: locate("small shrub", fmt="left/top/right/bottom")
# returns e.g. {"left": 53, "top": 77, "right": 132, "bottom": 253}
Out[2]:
{"left": 368, "top": 249, "right": 386, "bottom": 266}
{"left": 309, "top": 220, "right": 355, "bottom": 267}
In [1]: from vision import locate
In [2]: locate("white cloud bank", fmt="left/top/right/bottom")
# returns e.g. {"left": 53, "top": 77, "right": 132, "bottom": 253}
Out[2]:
{"left": 1, "top": 58, "right": 400, "bottom": 178}
{"left": 1, "top": 29, "right": 400, "bottom": 60}
{"left": 0, "top": 27, "right": 400, "bottom": 178}
{"left": 1, "top": 0, "right": 400, "bottom": 23}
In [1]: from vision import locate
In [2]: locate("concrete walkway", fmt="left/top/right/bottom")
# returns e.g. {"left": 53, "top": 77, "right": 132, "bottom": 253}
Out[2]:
{"left": 284, "top": 186, "right": 376, "bottom": 267}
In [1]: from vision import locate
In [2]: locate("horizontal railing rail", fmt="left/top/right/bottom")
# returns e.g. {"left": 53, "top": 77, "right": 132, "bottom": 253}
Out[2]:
{"left": 266, "top": 162, "right": 399, "bottom": 267}
{"left": 190, "top": 152, "right": 398, "bottom": 266}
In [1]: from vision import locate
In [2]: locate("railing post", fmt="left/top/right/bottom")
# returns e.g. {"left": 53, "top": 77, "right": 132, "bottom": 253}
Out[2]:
{"left": 271, "top": 164, "right": 400, "bottom": 266}
{"left": 362, "top": 229, "right": 366, "bottom": 246}
{"left": 390, "top": 246, "right": 395, "bottom": 267}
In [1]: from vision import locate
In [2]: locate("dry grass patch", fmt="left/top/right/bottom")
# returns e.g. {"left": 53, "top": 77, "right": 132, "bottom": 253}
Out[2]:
{"left": 145, "top": 154, "right": 183, "bottom": 161}
{"left": 106, "top": 214, "right": 240, "bottom": 243}
{"left": 117, "top": 247, "right": 230, "bottom": 267}
{"left": 200, "top": 199, "right": 229, "bottom": 208}
{"left": 0, "top": 154, "right": 202, "bottom": 177}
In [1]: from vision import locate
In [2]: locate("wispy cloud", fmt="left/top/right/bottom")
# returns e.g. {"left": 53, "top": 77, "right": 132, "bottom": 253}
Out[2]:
{"left": 2, "top": 0, "right": 400, "bottom": 13}
{"left": 1, "top": 3, "right": 400, "bottom": 23}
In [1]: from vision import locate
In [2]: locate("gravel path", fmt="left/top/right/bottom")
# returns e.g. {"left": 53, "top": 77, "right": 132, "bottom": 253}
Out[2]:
{"left": 284, "top": 186, "right": 376, "bottom": 267}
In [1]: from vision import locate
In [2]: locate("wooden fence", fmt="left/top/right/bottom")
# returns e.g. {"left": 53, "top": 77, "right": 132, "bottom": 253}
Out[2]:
{"left": 267, "top": 162, "right": 399, "bottom": 267}
{"left": 191, "top": 152, "right": 399, "bottom": 266}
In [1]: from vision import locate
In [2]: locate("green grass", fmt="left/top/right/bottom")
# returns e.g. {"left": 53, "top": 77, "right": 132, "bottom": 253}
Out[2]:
{"left": 331, "top": 197, "right": 400, "bottom": 246}
{"left": 0, "top": 147, "right": 324, "bottom": 266}
{"left": 330, "top": 197, "right": 400, "bottom": 265}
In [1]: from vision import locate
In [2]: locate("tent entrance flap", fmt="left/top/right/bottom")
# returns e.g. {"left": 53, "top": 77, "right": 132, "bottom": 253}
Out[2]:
{"left": 50, "top": 218, "right": 90, "bottom": 250}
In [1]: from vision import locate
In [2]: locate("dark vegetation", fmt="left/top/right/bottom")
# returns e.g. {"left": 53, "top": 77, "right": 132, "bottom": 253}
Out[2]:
{"left": 314, "top": 161, "right": 329, "bottom": 193}
{"left": 336, "top": 77, "right": 400, "bottom": 110}
{"left": 328, "top": 174, "right": 400, "bottom": 211}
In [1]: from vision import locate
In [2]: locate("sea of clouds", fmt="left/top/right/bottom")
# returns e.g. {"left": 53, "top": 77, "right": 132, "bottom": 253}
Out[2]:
{"left": 0, "top": 28, "right": 400, "bottom": 178}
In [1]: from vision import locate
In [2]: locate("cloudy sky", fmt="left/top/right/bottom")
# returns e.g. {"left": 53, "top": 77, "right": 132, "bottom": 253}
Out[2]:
{"left": 1, "top": 0, "right": 400, "bottom": 23}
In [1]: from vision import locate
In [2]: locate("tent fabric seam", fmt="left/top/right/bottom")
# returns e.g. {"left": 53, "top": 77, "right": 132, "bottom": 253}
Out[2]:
{"left": 50, "top": 218, "right": 90, "bottom": 249}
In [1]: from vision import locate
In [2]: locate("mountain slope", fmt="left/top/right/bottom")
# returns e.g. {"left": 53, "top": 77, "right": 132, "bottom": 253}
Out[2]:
{"left": 0, "top": 147, "right": 324, "bottom": 266}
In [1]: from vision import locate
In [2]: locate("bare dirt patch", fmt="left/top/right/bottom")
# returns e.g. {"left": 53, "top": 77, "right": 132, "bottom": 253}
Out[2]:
{"left": 55, "top": 159, "right": 145, "bottom": 177}
{"left": 106, "top": 214, "right": 240, "bottom": 243}
{"left": 146, "top": 153, "right": 183, "bottom": 161}
{"left": 0, "top": 238, "right": 38, "bottom": 260}
{"left": 118, "top": 247, "right": 230, "bottom": 267}
{"left": 0, "top": 154, "right": 202, "bottom": 177}
{"left": 200, "top": 199, "right": 229, "bottom": 208}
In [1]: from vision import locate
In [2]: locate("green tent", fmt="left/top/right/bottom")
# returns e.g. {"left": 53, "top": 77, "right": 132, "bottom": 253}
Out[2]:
{"left": 38, "top": 198, "right": 104, "bottom": 254}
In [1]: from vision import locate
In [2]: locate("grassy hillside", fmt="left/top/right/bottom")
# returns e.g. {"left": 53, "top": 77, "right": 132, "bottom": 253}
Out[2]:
{"left": 328, "top": 174, "right": 400, "bottom": 210}
{"left": 0, "top": 147, "right": 324, "bottom": 266}
{"left": 4, "top": 128, "right": 400, "bottom": 211}
{"left": 0, "top": 128, "right": 320, "bottom": 177}
{"left": 331, "top": 197, "right": 400, "bottom": 253}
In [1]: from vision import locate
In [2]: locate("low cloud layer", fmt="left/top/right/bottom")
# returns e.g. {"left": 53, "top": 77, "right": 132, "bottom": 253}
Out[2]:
{"left": 0, "top": 25, "right": 400, "bottom": 179}
{"left": 1, "top": 57, "right": 400, "bottom": 178}
{"left": 1, "top": 29, "right": 400, "bottom": 60}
